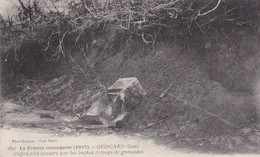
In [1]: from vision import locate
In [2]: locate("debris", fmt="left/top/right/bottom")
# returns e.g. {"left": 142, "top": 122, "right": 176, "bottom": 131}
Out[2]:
{"left": 34, "top": 110, "right": 57, "bottom": 119}
{"left": 160, "top": 82, "right": 174, "bottom": 99}
{"left": 142, "top": 116, "right": 169, "bottom": 131}
{"left": 40, "top": 113, "right": 55, "bottom": 119}
{"left": 82, "top": 77, "right": 146, "bottom": 126}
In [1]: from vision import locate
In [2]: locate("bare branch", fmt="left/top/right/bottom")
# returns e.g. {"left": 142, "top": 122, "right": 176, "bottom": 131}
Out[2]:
{"left": 198, "top": 0, "right": 222, "bottom": 17}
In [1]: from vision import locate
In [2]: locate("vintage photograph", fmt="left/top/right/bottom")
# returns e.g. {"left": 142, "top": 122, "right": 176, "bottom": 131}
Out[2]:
{"left": 0, "top": 0, "right": 260, "bottom": 156}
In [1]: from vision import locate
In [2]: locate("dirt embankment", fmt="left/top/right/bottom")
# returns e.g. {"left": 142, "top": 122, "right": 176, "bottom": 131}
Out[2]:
{"left": 3, "top": 33, "right": 259, "bottom": 153}
{"left": 95, "top": 36, "right": 260, "bottom": 152}
{"left": 100, "top": 42, "right": 258, "bottom": 130}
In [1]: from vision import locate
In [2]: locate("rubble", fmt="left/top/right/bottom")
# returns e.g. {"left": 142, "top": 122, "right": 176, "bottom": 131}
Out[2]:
{"left": 82, "top": 77, "right": 146, "bottom": 126}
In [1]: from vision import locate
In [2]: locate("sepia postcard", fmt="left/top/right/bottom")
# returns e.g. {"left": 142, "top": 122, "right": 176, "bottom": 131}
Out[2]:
{"left": 0, "top": 0, "right": 259, "bottom": 157}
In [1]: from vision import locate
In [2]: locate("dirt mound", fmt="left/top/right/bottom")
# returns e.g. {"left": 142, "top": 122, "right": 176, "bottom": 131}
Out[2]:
{"left": 95, "top": 42, "right": 259, "bottom": 152}
{"left": 6, "top": 40, "right": 259, "bottom": 153}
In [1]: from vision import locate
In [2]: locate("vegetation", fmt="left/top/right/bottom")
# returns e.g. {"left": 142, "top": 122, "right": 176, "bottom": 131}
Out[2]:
{"left": 1, "top": 0, "right": 259, "bottom": 78}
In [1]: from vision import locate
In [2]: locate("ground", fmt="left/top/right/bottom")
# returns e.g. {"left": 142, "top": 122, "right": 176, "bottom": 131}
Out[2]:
{"left": 1, "top": 39, "right": 260, "bottom": 154}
